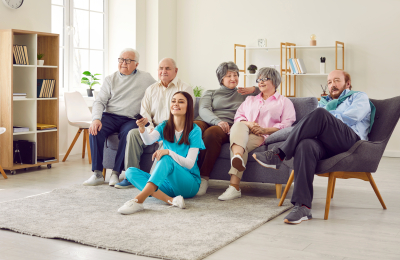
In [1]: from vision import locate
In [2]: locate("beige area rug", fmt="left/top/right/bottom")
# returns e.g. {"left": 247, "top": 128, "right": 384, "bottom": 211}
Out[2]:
{"left": 0, "top": 184, "right": 292, "bottom": 260}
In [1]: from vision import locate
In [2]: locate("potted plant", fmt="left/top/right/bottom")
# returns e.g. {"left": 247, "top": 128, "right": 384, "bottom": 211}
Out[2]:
{"left": 37, "top": 53, "right": 44, "bottom": 66}
{"left": 247, "top": 64, "right": 257, "bottom": 74}
{"left": 81, "top": 71, "right": 101, "bottom": 97}
{"left": 193, "top": 86, "right": 204, "bottom": 97}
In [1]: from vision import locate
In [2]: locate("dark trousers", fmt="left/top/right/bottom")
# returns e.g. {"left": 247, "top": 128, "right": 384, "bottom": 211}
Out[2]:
{"left": 194, "top": 120, "right": 229, "bottom": 178}
{"left": 89, "top": 112, "right": 138, "bottom": 172}
{"left": 279, "top": 108, "right": 360, "bottom": 208}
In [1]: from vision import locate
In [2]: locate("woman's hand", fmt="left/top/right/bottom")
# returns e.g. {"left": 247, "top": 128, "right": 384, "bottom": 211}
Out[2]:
{"left": 152, "top": 149, "right": 169, "bottom": 161}
{"left": 136, "top": 118, "right": 149, "bottom": 133}
{"left": 218, "top": 121, "right": 230, "bottom": 134}
{"left": 237, "top": 86, "right": 256, "bottom": 95}
{"left": 251, "top": 125, "right": 266, "bottom": 136}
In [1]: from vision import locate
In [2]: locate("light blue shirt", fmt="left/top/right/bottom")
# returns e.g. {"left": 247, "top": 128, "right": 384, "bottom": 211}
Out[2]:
{"left": 318, "top": 89, "right": 371, "bottom": 141}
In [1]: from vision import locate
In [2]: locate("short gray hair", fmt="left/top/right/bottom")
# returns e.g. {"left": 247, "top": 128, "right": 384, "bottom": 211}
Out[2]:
{"left": 256, "top": 67, "right": 281, "bottom": 89}
{"left": 216, "top": 61, "right": 239, "bottom": 86}
{"left": 119, "top": 48, "right": 140, "bottom": 62}
{"left": 159, "top": 57, "right": 177, "bottom": 68}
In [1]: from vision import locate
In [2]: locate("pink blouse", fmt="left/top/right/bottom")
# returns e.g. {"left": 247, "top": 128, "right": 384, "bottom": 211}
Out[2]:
{"left": 234, "top": 92, "right": 296, "bottom": 141}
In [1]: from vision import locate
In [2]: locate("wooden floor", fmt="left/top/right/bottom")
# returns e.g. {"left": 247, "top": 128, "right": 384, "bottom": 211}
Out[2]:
{"left": 1, "top": 154, "right": 399, "bottom": 260}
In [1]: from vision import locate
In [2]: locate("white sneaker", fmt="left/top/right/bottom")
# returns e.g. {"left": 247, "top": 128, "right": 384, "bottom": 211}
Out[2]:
{"left": 109, "top": 173, "right": 120, "bottom": 186}
{"left": 196, "top": 178, "right": 209, "bottom": 196}
{"left": 83, "top": 175, "right": 104, "bottom": 186}
{"left": 231, "top": 154, "right": 246, "bottom": 172}
{"left": 218, "top": 185, "right": 241, "bottom": 201}
{"left": 118, "top": 199, "right": 144, "bottom": 215}
{"left": 168, "top": 195, "right": 186, "bottom": 209}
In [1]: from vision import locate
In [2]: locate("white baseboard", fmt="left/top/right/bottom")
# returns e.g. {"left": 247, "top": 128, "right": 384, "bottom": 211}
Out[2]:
{"left": 383, "top": 150, "right": 400, "bottom": 158}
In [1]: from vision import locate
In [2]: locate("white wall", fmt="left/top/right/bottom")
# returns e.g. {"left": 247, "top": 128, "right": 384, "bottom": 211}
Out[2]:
{"left": 176, "top": 0, "right": 400, "bottom": 156}
{"left": 0, "top": 0, "right": 51, "bottom": 31}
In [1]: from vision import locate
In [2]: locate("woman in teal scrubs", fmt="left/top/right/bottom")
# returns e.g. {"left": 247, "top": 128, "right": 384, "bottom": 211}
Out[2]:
{"left": 118, "top": 91, "right": 205, "bottom": 215}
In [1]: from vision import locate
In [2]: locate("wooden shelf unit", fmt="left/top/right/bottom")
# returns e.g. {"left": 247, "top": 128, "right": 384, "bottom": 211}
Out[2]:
{"left": 234, "top": 41, "right": 345, "bottom": 97}
{"left": 0, "top": 29, "right": 59, "bottom": 174}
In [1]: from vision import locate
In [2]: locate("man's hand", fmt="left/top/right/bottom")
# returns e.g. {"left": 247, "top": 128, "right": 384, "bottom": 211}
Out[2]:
{"left": 218, "top": 121, "right": 230, "bottom": 134}
{"left": 89, "top": 119, "right": 102, "bottom": 136}
{"left": 136, "top": 118, "right": 149, "bottom": 133}
{"left": 152, "top": 149, "right": 169, "bottom": 161}
{"left": 237, "top": 86, "right": 256, "bottom": 95}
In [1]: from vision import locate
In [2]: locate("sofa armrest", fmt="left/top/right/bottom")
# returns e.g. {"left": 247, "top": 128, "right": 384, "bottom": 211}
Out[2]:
{"left": 264, "top": 127, "right": 293, "bottom": 146}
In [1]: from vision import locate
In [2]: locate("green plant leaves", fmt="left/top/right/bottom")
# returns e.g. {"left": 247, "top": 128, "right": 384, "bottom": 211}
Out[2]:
{"left": 82, "top": 71, "right": 91, "bottom": 76}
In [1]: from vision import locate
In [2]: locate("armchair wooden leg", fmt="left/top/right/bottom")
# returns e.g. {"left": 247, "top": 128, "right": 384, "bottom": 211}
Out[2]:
{"left": 275, "top": 184, "right": 282, "bottom": 199}
{"left": 0, "top": 165, "right": 8, "bottom": 179}
{"left": 82, "top": 129, "right": 86, "bottom": 159}
{"left": 85, "top": 130, "right": 92, "bottom": 164}
{"left": 331, "top": 177, "right": 336, "bottom": 198}
{"left": 278, "top": 170, "right": 294, "bottom": 206}
{"left": 366, "top": 172, "right": 387, "bottom": 209}
{"left": 102, "top": 168, "right": 107, "bottom": 180}
{"left": 324, "top": 172, "right": 335, "bottom": 220}
{"left": 62, "top": 128, "right": 83, "bottom": 162}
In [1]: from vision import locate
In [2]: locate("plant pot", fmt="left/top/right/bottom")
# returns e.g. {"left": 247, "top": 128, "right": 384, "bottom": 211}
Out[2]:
{"left": 37, "top": 60, "right": 44, "bottom": 66}
{"left": 248, "top": 70, "right": 256, "bottom": 74}
{"left": 87, "top": 89, "right": 94, "bottom": 97}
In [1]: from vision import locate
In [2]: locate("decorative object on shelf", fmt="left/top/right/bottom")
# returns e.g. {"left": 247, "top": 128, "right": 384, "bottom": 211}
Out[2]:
{"left": 247, "top": 64, "right": 257, "bottom": 74}
{"left": 81, "top": 71, "right": 101, "bottom": 97}
{"left": 258, "top": 39, "right": 267, "bottom": 47}
{"left": 320, "top": 84, "right": 328, "bottom": 97}
{"left": 193, "top": 86, "right": 204, "bottom": 97}
{"left": 2, "top": 0, "right": 24, "bottom": 9}
{"left": 13, "top": 45, "right": 29, "bottom": 65}
{"left": 37, "top": 53, "right": 44, "bottom": 66}
{"left": 310, "top": 34, "right": 317, "bottom": 46}
{"left": 320, "top": 57, "right": 326, "bottom": 74}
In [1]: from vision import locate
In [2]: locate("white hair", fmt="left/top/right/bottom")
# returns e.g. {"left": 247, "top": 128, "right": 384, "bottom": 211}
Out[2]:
{"left": 119, "top": 48, "right": 140, "bottom": 62}
{"left": 159, "top": 57, "right": 177, "bottom": 68}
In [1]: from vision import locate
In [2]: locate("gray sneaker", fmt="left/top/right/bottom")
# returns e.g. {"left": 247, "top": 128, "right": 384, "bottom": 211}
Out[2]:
{"left": 284, "top": 203, "right": 312, "bottom": 224}
{"left": 252, "top": 146, "right": 282, "bottom": 167}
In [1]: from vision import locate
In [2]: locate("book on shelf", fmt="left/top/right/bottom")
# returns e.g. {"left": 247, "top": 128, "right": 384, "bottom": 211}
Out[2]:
{"left": 37, "top": 79, "right": 56, "bottom": 98}
{"left": 13, "top": 93, "right": 27, "bottom": 96}
{"left": 13, "top": 45, "right": 29, "bottom": 65}
{"left": 37, "top": 127, "right": 57, "bottom": 131}
{"left": 297, "top": 59, "right": 307, "bottom": 74}
{"left": 37, "top": 123, "right": 57, "bottom": 130}
{"left": 294, "top": 59, "right": 302, "bottom": 74}
{"left": 37, "top": 156, "right": 56, "bottom": 163}
{"left": 13, "top": 96, "right": 27, "bottom": 100}
{"left": 13, "top": 126, "right": 29, "bottom": 133}
{"left": 288, "top": 59, "right": 297, "bottom": 74}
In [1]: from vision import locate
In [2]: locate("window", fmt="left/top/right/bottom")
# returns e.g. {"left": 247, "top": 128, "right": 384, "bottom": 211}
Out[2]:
{"left": 51, "top": 0, "right": 108, "bottom": 95}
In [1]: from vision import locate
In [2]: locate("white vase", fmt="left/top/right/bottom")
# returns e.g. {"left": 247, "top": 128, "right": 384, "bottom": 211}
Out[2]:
{"left": 37, "top": 60, "right": 44, "bottom": 66}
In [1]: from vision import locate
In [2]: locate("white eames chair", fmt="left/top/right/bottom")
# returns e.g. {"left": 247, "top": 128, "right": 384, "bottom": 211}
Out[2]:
{"left": 0, "top": 127, "right": 8, "bottom": 179}
{"left": 63, "top": 92, "right": 92, "bottom": 163}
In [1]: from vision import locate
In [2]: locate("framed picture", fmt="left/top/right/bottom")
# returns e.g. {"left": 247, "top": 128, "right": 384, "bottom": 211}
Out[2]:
{"left": 258, "top": 39, "right": 267, "bottom": 47}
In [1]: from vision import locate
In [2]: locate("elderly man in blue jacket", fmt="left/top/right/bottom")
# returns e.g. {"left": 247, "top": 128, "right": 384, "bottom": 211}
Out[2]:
{"left": 253, "top": 70, "right": 375, "bottom": 224}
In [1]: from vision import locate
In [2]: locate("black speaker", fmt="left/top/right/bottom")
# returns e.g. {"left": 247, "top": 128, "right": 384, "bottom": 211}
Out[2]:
{"left": 13, "top": 140, "right": 36, "bottom": 164}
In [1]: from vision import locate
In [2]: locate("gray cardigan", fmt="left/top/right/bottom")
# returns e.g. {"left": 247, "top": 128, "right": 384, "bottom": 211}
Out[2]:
{"left": 196, "top": 85, "right": 260, "bottom": 125}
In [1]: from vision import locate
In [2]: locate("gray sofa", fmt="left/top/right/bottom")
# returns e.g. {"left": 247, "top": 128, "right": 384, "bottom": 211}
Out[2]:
{"left": 102, "top": 96, "right": 318, "bottom": 197}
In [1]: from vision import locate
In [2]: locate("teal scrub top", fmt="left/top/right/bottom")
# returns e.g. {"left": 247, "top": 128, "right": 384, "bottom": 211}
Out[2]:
{"left": 155, "top": 121, "right": 206, "bottom": 183}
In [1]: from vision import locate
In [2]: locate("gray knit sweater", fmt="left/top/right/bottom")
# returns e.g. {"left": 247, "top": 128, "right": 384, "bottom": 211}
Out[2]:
{"left": 196, "top": 86, "right": 260, "bottom": 125}
{"left": 92, "top": 70, "right": 156, "bottom": 121}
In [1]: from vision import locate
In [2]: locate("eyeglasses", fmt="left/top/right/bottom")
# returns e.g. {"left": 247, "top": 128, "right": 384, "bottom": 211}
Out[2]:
{"left": 256, "top": 77, "right": 271, "bottom": 83}
{"left": 118, "top": 58, "right": 136, "bottom": 64}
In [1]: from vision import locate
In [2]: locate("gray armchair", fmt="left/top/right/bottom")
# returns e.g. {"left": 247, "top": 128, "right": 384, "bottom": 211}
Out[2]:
{"left": 279, "top": 96, "right": 400, "bottom": 220}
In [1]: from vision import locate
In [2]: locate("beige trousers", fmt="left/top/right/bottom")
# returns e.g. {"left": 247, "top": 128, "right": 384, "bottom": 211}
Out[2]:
{"left": 229, "top": 121, "right": 264, "bottom": 179}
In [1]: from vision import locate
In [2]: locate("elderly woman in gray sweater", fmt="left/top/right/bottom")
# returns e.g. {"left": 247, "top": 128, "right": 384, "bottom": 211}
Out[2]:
{"left": 194, "top": 61, "right": 260, "bottom": 196}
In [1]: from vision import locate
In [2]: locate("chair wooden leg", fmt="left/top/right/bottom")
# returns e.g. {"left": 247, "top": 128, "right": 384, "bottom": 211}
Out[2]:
{"left": 275, "top": 184, "right": 282, "bottom": 199}
{"left": 366, "top": 172, "right": 387, "bottom": 209}
{"left": 102, "top": 168, "right": 106, "bottom": 180}
{"left": 82, "top": 129, "right": 86, "bottom": 159}
{"left": 324, "top": 172, "right": 336, "bottom": 220}
{"left": 0, "top": 165, "right": 8, "bottom": 179}
{"left": 62, "top": 128, "right": 83, "bottom": 162}
{"left": 278, "top": 170, "right": 294, "bottom": 206}
{"left": 85, "top": 130, "right": 92, "bottom": 164}
{"left": 331, "top": 177, "right": 336, "bottom": 198}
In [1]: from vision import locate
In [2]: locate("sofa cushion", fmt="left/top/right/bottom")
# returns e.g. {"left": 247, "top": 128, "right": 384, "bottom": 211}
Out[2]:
{"left": 287, "top": 97, "right": 318, "bottom": 125}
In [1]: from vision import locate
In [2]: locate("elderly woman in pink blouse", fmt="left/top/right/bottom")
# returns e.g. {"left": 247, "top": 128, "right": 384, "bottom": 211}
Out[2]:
{"left": 218, "top": 67, "right": 296, "bottom": 201}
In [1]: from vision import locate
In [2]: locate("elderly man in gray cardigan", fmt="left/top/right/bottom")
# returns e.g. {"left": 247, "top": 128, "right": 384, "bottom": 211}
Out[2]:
{"left": 83, "top": 48, "right": 156, "bottom": 187}
{"left": 194, "top": 61, "right": 260, "bottom": 196}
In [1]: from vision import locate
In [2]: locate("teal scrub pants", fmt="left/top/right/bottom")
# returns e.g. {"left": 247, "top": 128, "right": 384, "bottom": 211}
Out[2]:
{"left": 125, "top": 155, "right": 200, "bottom": 198}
